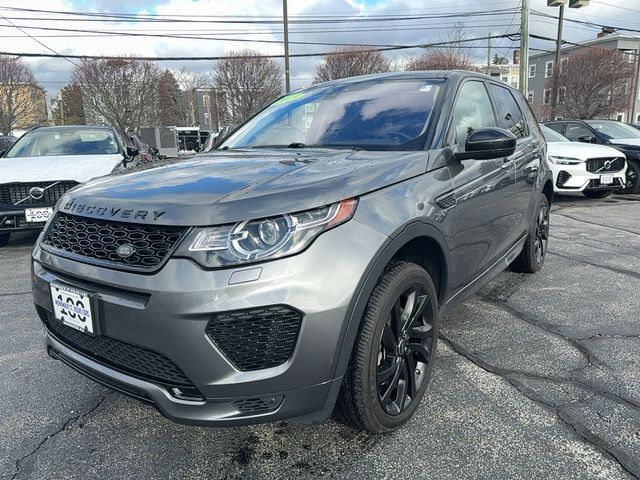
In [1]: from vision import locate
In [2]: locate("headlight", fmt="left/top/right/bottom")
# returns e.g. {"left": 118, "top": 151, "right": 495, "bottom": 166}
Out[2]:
{"left": 178, "top": 198, "right": 358, "bottom": 268}
{"left": 548, "top": 156, "right": 583, "bottom": 165}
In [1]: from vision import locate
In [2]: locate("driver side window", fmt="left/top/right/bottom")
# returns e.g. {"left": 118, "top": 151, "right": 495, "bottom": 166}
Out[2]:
{"left": 450, "top": 81, "right": 497, "bottom": 150}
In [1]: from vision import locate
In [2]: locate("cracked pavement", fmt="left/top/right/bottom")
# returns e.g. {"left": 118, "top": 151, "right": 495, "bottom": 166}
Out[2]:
{"left": 1, "top": 194, "right": 639, "bottom": 479}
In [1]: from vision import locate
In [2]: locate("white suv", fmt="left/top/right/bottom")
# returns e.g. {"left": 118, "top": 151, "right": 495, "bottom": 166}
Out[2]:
{"left": 541, "top": 124, "right": 626, "bottom": 198}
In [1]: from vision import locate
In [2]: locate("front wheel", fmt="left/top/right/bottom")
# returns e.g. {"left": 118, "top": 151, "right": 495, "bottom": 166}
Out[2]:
{"left": 511, "top": 194, "right": 549, "bottom": 273}
{"left": 616, "top": 159, "right": 640, "bottom": 194}
{"left": 0, "top": 232, "right": 10, "bottom": 247}
{"left": 336, "top": 261, "right": 439, "bottom": 433}
{"left": 582, "top": 190, "right": 613, "bottom": 199}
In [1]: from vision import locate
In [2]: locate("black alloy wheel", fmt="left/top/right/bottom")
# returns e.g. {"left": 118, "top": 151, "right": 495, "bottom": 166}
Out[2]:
{"left": 377, "top": 287, "right": 435, "bottom": 415}
{"left": 617, "top": 160, "right": 640, "bottom": 194}
{"left": 534, "top": 201, "right": 549, "bottom": 265}
{"left": 336, "top": 261, "right": 439, "bottom": 433}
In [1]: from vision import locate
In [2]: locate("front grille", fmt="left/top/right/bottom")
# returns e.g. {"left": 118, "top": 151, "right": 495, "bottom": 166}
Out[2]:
{"left": 206, "top": 306, "right": 302, "bottom": 371}
{"left": 586, "top": 157, "right": 625, "bottom": 173}
{"left": 46, "top": 313, "right": 199, "bottom": 391}
{"left": 43, "top": 213, "right": 185, "bottom": 271}
{"left": 0, "top": 181, "right": 77, "bottom": 207}
{"left": 556, "top": 170, "right": 572, "bottom": 188}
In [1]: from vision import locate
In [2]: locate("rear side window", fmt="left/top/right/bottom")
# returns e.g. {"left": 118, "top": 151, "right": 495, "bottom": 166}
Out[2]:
{"left": 545, "top": 123, "right": 565, "bottom": 135}
{"left": 490, "top": 84, "right": 528, "bottom": 138}
{"left": 450, "top": 81, "right": 497, "bottom": 150}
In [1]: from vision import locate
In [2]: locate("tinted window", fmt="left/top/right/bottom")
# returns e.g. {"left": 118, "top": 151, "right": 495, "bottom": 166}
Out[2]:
{"left": 545, "top": 123, "right": 565, "bottom": 135}
{"left": 6, "top": 128, "right": 120, "bottom": 158}
{"left": 489, "top": 84, "right": 528, "bottom": 138}
{"left": 222, "top": 80, "right": 442, "bottom": 151}
{"left": 540, "top": 124, "right": 570, "bottom": 142}
{"left": 450, "top": 81, "right": 497, "bottom": 150}
{"left": 564, "top": 123, "right": 593, "bottom": 142}
{"left": 585, "top": 120, "right": 640, "bottom": 140}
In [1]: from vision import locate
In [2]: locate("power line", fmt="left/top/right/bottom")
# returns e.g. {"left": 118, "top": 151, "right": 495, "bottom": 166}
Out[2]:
{"left": 0, "top": 33, "right": 518, "bottom": 62}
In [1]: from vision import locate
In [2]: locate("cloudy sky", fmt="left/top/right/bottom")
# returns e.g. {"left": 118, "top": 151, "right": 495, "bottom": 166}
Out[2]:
{"left": 0, "top": 0, "right": 638, "bottom": 95}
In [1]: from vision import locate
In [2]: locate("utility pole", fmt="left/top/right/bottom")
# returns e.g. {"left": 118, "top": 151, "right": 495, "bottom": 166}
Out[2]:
{"left": 487, "top": 33, "right": 492, "bottom": 75}
{"left": 283, "top": 0, "right": 291, "bottom": 93}
{"left": 550, "top": 3, "right": 565, "bottom": 119}
{"left": 519, "top": 0, "right": 530, "bottom": 96}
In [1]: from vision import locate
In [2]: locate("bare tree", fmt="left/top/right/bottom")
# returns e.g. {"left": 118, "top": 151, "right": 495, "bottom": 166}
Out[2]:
{"left": 212, "top": 50, "right": 282, "bottom": 125}
{"left": 72, "top": 57, "right": 160, "bottom": 131}
{"left": 405, "top": 23, "right": 476, "bottom": 71}
{"left": 549, "top": 48, "right": 635, "bottom": 119}
{"left": 0, "top": 56, "right": 41, "bottom": 134}
{"left": 313, "top": 46, "right": 391, "bottom": 83}
{"left": 173, "top": 68, "right": 210, "bottom": 126}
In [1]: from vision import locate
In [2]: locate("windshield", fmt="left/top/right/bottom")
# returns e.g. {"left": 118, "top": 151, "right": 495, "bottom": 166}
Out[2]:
{"left": 5, "top": 127, "right": 120, "bottom": 158}
{"left": 221, "top": 79, "right": 443, "bottom": 151}
{"left": 585, "top": 121, "right": 640, "bottom": 140}
{"left": 541, "top": 124, "right": 570, "bottom": 142}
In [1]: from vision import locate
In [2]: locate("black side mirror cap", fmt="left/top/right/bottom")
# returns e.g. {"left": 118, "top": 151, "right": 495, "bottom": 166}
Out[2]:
{"left": 454, "top": 127, "right": 517, "bottom": 161}
{"left": 126, "top": 145, "right": 139, "bottom": 158}
{"left": 578, "top": 135, "right": 596, "bottom": 144}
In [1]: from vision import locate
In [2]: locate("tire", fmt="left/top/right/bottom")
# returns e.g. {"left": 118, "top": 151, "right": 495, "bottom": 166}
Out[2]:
{"left": 511, "top": 194, "right": 549, "bottom": 274}
{"left": 616, "top": 159, "right": 640, "bottom": 194}
{"left": 582, "top": 190, "right": 613, "bottom": 199}
{"left": 336, "top": 261, "right": 439, "bottom": 433}
{"left": 0, "top": 232, "right": 10, "bottom": 247}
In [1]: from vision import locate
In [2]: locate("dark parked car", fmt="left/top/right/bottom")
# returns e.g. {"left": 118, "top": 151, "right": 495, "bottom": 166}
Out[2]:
{"left": 545, "top": 119, "right": 640, "bottom": 194}
{"left": 0, "top": 135, "right": 16, "bottom": 156}
{"left": 32, "top": 71, "right": 552, "bottom": 433}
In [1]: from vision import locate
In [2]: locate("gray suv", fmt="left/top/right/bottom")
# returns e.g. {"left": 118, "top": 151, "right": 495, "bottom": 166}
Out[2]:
{"left": 32, "top": 71, "right": 552, "bottom": 433}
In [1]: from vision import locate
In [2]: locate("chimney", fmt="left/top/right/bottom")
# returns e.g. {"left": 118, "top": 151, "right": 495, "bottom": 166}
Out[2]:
{"left": 513, "top": 49, "right": 520, "bottom": 65}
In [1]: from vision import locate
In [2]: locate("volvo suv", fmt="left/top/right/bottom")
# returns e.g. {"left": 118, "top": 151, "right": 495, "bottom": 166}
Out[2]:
{"left": 32, "top": 72, "right": 553, "bottom": 433}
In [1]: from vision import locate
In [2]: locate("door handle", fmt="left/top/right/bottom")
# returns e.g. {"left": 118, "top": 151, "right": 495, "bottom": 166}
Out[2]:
{"left": 500, "top": 159, "right": 513, "bottom": 170}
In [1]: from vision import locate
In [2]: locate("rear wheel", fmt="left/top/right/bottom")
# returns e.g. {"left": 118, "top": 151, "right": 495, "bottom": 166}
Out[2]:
{"left": 0, "top": 232, "right": 10, "bottom": 247}
{"left": 336, "top": 261, "right": 439, "bottom": 433}
{"left": 616, "top": 159, "right": 640, "bottom": 194}
{"left": 582, "top": 190, "right": 613, "bottom": 199}
{"left": 511, "top": 194, "right": 549, "bottom": 273}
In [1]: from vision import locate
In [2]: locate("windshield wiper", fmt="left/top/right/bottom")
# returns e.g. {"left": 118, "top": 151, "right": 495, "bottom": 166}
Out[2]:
{"left": 287, "top": 142, "right": 306, "bottom": 148}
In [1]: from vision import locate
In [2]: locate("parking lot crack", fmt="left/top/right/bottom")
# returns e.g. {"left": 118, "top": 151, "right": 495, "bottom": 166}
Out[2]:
{"left": 0, "top": 291, "right": 32, "bottom": 297}
{"left": 548, "top": 251, "right": 640, "bottom": 281}
{"left": 10, "top": 393, "right": 112, "bottom": 480}
{"left": 440, "top": 336, "right": 639, "bottom": 479}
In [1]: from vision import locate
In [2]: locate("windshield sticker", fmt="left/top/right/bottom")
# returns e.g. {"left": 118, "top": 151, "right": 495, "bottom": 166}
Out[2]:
{"left": 420, "top": 85, "right": 433, "bottom": 92}
{"left": 273, "top": 92, "right": 305, "bottom": 105}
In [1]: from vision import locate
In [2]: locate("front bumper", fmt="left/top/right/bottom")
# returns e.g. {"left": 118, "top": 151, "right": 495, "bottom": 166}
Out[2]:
{"left": 550, "top": 163, "right": 626, "bottom": 193}
{"left": 32, "top": 218, "right": 387, "bottom": 426}
{"left": 0, "top": 208, "right": 49, "bottom": 232}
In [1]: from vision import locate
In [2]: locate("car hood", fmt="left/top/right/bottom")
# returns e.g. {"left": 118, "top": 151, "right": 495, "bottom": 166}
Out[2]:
{"left": 547, "top": 142, "right": 625, "bottom": 161}
{"left": 59, "top": 149, "right": 428, "bottom": 226}
{"left": 0, "top": 154, "right": 124, "bottom": 184}
{"left": 608, "top": 138, "right": 640, "bottom": 148}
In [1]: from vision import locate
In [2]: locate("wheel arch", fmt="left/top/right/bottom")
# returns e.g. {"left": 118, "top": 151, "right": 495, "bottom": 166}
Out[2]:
{"left": 331, "top": 221, "right": 450, "bottom": 383}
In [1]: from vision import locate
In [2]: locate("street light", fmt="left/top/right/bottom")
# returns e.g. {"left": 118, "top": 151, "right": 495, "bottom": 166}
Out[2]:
{"left": 548, "top": 0, "right": 589, "bottom": 119}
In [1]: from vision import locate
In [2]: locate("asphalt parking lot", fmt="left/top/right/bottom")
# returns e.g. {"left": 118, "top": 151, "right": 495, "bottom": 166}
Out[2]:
{"left": 1, "top": 194, "right": 639, "bottom": 480}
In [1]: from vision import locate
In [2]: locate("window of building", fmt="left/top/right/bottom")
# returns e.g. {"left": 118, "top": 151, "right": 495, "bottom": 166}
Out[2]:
{"left": 545, "top": 61, "right": 554, "bottom": 78}
{"left": 555, "top": 116, "right": 564, "bottom": 121}
{"left": 623, "top": 51, "right": 635, "bottom": 63}
{"left": 616, "top": 113, "right": 625, "bottom": 122}
{"left": 543, "top": 89, "right": 551, "bottom": 105}
{"left": 511, "top": 81, "right": 518, "bottom": 88}
{"left": 560, "top": 58, "right": 568, "bottom": 75}
{"left": 558, "top": 87, "right": 566, "bottom": 104}
{"left": 529, "top": 64, "right": 536, "bottom": 78}
{"left": 636, "top": 113, "right": 640, "bottom": 123}
{"left": 527, "top": 91, "right": 534, "bottom": 102}
{"left": 204, "top": 112, "right": 210, "bottom": 125}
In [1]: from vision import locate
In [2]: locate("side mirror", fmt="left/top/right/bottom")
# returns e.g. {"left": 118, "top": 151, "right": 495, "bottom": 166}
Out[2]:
{"left": 578, "top": 135, "right": 596, "bottom": 143}
{"left": 454, "top": 128, "right": 517, "bottom": 161}
{"left": 126, "top": 145, "right": 139, "bottom": 158}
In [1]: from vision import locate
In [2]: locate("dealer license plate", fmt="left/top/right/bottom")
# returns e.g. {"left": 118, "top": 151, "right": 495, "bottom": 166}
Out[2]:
{"left": 25, "top": 207, "right": 54, "bottom": 223}
{"left": 600, "top": 174, "right": 614, "bottom": 185}
{"left": 50, "top": 284, "right": 95, "bottom": 334}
